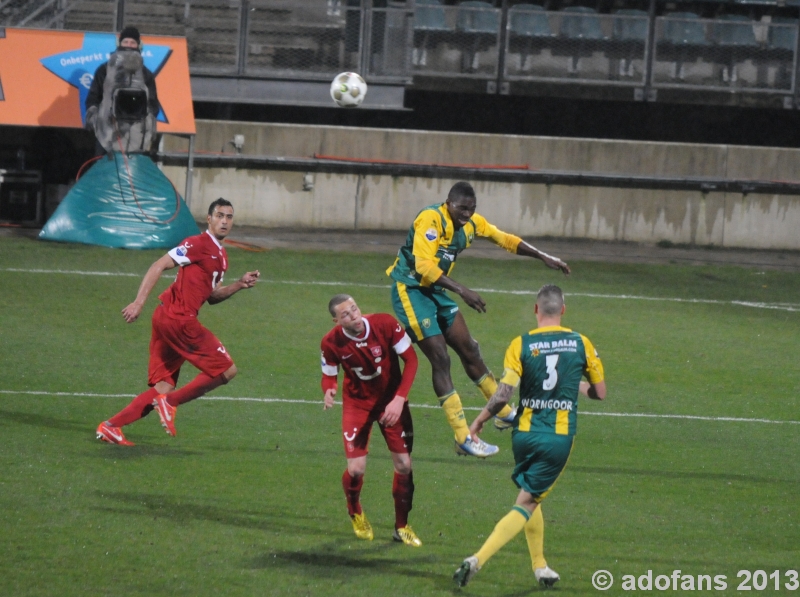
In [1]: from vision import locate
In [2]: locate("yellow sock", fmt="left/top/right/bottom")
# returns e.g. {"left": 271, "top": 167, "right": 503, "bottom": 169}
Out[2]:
{"left": 475, "top": 506, "right": 530, "bottom": 568}
{"left": 440, "top": 391, "right": 470, "bottom": 444}
{"left": 476, "top": 373, "right": 514, "bottom": 420}
{"left": 524, "top": 504, "right": 547, "bottom": 570}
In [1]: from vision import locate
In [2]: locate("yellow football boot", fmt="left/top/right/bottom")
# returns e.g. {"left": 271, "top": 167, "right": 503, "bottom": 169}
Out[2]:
{"left": 392, "top": 525, "right": 422, "bottom": 547}
{"left": 350, "top": 512, "right": 374, "bottom": 540}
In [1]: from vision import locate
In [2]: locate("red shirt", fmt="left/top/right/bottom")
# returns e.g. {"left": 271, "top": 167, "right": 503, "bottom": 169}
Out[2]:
{"left": 321, "top": 313, "right": 413, "bottom": 408}
{"left": 159, "top": 230, "right": 228, "bottom": 319}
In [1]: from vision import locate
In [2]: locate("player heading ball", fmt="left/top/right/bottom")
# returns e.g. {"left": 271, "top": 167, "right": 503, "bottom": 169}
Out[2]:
{"left": 386, "top": 181, "right": 571, "bottom": 459}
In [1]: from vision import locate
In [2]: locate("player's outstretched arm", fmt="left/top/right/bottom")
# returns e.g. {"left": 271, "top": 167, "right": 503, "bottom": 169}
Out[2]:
{"left": 469, "top": 382, "right": 514, "bottom": 440}
{"left": 208, "top": 270, "right": 260, "bottom": 305}
{"left": 516, "top": 240, "right": 570, "bottom": 275}
{"left": 580, "top": 380, "right": 606, "bottom": 400}
{"left": 433, "top": 273, "right": 486, "bottom": 313}
{"left": 121, "top": 254, "right": 177, "bottom": 323}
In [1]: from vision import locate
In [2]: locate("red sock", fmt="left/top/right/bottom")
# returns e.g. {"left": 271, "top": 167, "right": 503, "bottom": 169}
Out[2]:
{"left": 342, "top": 470, "right": 364, "bottom": 517}
{"left": 392, "top": 471, "right": 414, "bottom": 529}
{"left": 108, "top": 388, "right": 159, "bottom": 427}
{"left": 166, "top": 372, "right": 227, "bottom": 407}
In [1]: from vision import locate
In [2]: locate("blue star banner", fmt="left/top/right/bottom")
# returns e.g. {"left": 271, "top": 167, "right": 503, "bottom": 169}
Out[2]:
{"left": 39, "top": 32, "right": 171, "bottom": 125}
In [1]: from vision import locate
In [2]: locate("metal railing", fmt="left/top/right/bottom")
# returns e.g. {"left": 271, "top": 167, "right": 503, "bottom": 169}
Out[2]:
{"left": 2, "top": 0, "right": 798, "bottom": 101}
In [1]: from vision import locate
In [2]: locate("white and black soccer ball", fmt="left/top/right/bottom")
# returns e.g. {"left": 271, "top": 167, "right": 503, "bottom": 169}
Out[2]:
{"left": 330, "top": 72, "right": 367, "bottom": 108}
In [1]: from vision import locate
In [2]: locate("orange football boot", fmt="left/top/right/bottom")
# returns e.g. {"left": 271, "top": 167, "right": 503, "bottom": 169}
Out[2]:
{"left": 96, "top": 422, "right": 135, "bottom": 446}
{"left": 152, "top": 394, "right": 177, "bottom": 436}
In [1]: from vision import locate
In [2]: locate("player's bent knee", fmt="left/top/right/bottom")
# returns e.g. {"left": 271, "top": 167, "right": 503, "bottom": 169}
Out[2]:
{"left": 464, "top": 337, "right": 482, "bottom": 360}
{"left": 394, "top": 461, "right": 412, "bottom": 475}
{"left": 223, "top": 364, "right": 237, "bottom": 382}
{"left": 347, "top": 460, "right": 367, "bottom": 478}
{"left": 392, "top": 453, "right": 412, "bottom": 475}
{"left": 154, "top": 381, "right": 175, "bottom": 394}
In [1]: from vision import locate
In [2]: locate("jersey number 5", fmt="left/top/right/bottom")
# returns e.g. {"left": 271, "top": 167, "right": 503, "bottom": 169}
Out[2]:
{"left": 543, "top": 354, "right": 559, "bottom": 390}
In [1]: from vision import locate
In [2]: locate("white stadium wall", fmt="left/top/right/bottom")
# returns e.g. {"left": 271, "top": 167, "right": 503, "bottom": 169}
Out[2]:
{"left": 162, "top": 121, "right": 800, "bottom": 249}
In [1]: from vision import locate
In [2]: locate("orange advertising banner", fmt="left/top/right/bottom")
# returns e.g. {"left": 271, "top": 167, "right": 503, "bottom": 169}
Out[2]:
{"left": 0, "top": 27, "right": 195, "bottom": 134}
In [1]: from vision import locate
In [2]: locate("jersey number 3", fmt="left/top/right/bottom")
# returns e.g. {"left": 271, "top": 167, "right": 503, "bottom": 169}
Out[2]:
{"left": 542, "top": 354, "right": 559, "bottom": 390}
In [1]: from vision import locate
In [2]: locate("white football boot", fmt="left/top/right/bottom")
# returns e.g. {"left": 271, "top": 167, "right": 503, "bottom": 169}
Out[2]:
{"left": 454, "top": 436, "right": 499, "bottom": 458}
{"left": 535, "top": 565, "right": 560, "bottom": 588}
{"left": 453, "top": 556, "right": 480, "bottom": 587}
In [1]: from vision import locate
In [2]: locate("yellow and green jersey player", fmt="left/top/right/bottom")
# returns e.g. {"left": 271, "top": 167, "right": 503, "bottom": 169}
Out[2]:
{"left": 386, "top": 181, "right": 571, "bottom": 458}
{"left": 454, "top": 284, "right": 606, "bottom": 589}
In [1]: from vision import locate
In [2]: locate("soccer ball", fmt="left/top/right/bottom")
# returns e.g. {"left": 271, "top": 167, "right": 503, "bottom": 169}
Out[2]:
{"left": 330, "top": 72, "right": 367, "bottom": 108}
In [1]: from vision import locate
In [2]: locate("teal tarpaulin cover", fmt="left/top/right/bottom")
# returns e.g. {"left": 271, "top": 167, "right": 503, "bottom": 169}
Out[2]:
{"left": 39, "top": 152, "right": 199, "bottom": 249}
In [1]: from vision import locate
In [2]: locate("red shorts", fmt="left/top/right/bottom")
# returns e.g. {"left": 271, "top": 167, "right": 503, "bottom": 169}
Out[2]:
{"left": 341, "top": 400, "right": 414, "bottom": 459}
{"left": 147, "top": 305, "right": 233, "bottom": 386}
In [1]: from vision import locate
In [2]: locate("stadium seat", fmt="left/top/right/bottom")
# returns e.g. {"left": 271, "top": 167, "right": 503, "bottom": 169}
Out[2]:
{"left": 457, "top": 1, "right": 500, "bottom": 34}
{"left": 657, "top": 12, "right": 709, "bottom": 80}
{"left": 509, "top": 4, "right": 552, "bottom": 38}
{"left": 412, "top": 0, "right": 454, "bottom": 68}
{"left": 613, "top": 9, "right": 648, "bottom": 41}
{"left": 554, "top": 6, "right": 609, "bottom": 74}
{"left": 711, "top": 14, "right": 759, "bottom": 84}
{"left": 712, "top": 14, "right": 758, "bottom": 46}
{"left": 507, "top": 4, "right": 554, "bottom": 71}
{"left": 662, "top": 12, "right": 707, "bottom": 45}
{"left": 609, "top": 9, "right": 648, "bottom": 78}
{"left": 455, "top": 1, "right": 501, "bottom": 73}
{"left": 415, "top": 0, "right": 450, "bottom": 32}
{"left": 767, "top": 17, "right": 797, "bottom": 89}
{"left": 768, "top": 16, "right": 798, "bottom": 51}
{"left": 559, "top": 6, "right": 605, "bottom": 40}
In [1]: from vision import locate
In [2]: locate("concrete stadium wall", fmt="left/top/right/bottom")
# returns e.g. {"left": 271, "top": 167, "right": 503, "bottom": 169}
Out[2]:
{"left": 162, "top": 120, "right": 800, "bottom": 249}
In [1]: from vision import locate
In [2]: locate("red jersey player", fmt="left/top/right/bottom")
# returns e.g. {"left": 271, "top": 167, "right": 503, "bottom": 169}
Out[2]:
{"left": 321, "top": 294, "right": 422, "bottom": 547}
{"left": 96, "top": 198, "right": 260, "bottom": 445}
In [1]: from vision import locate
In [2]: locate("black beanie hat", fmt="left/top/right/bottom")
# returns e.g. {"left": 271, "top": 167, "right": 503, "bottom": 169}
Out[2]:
{"left": 119, "top": 26, "right": 141, "bottom": 45}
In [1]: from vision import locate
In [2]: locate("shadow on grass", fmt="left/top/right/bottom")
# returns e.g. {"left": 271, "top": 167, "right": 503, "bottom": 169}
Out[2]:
{"left": 92, "top": 444, "right": 203, "bottom": 459}
{"left": 249, "top": 540, "right": 451, "bottom": 586}
{"left": 255, "top": 544, "right": 550, "bottom": 595}
{"left": 94, "top": 491, "right": 329, "bottom": 536}
{"left": 199, "top": 443, "right": 328, "bottom": 457}
{"left": 571, "top": 464, "right": 800, "bottom": 486}
{"left": 411, "top": 455, "right": 511, "bottom": 469}
{"left": 0, "top": 409, "right": 87, "bottom": 433}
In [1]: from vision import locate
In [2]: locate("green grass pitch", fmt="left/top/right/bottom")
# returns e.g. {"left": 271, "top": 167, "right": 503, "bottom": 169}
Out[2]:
{"left": 1, "top": 235, "right": 799, "bottom": 596}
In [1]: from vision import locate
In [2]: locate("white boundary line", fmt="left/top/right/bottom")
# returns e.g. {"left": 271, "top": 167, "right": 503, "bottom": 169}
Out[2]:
{"left": 3, "top": 268, "right": 141, "bottom": 277}
{"left": 1, "top": 389, "right": 797, "bottom": 426}
{"left": 3, "top": 268, "right": 800, "bottom": 312}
